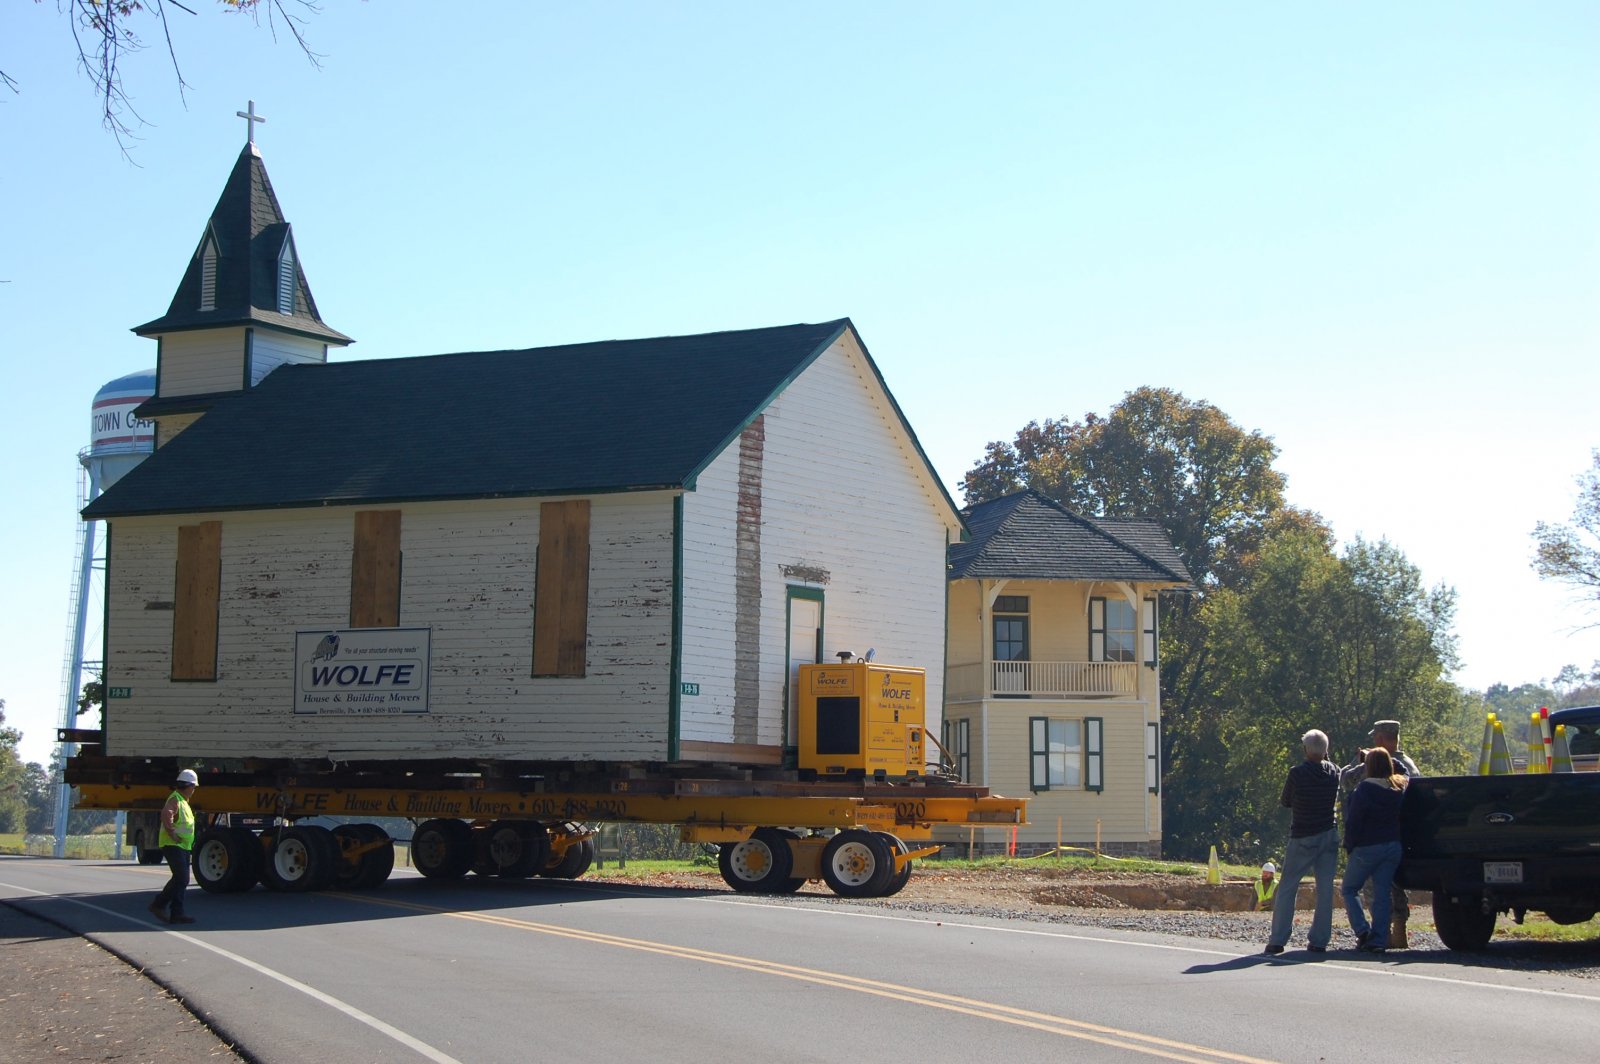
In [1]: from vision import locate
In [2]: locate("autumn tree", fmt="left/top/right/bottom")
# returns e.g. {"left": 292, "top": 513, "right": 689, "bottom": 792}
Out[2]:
{"left": 1533, "top": 449, "right": 1600, "bottom": 620}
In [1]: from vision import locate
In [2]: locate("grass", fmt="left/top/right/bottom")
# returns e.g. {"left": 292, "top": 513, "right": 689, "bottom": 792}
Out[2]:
{"left": 1486, "top": 914, "right": 1600, "bottom": 943}
{"left": 0, "top": 833, "right": 124, "bottom": 859}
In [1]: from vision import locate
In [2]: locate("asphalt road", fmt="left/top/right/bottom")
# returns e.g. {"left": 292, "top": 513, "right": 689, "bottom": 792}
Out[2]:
{"left": 3, "top": 856, "right": 1596, "bottom": 1064}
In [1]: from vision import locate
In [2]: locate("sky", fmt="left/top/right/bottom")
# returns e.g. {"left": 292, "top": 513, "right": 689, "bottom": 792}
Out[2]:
{"left": 3, "top": 2, "right": 1597, "bottom": 768}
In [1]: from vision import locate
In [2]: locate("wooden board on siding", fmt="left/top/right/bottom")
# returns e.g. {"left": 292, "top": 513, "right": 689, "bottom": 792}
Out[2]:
{"left": 534, "top": 500, "right": 591, "bottom": 677}
{"left": 172, "top": 521, "right": 221, "bottom": 680}
{"left": 350, "top": 510, "right": 401, "bottom": 627}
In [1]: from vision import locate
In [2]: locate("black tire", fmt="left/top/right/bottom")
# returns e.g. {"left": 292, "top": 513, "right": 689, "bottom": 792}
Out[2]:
{"left": 482, "top": 820, "right": 550, "bottom": 878}
{"left": 334, "top": 824, "right": 395, "bottom": 890}
{"left": 263, "top": 825, "right": 336, "bottom": 893}
{"left": 719, "top": 828, "right": 797, "bottom": 893}
{"left": 875, "top": 832, "right": 913, "bottom": 897}
{"left": 1432, "top": 890, "right": 1497, "bottom": 951}
{"left": 193, "top": 827, "right": 255, "bottom": 893}
{"left": 541, "top": 835, "right": 595, "bottom": 880}
{"left": 133, "top": 832, "right": 165, "bottom": 865}
{"left": 820, "top": 829, "right": 895, "bottom": 898}
{"left": 412, "top": 818, "right": 474, "bottom": 879}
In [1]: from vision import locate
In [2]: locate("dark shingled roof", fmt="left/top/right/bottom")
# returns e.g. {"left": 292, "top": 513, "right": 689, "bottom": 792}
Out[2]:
{"left": 84, "top": 319, "right": 908, "bottom": 518}
{"left": 132, "top": 144, "right": 351, "bottom": 345}
{"left": 947, "top": 491, "right": 1192, "bottom": 585}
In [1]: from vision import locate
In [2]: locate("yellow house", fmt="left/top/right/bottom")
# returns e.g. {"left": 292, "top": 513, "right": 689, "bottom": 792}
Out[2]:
{"left": 940, "top": 491, "right": 1191, "bottom": 856}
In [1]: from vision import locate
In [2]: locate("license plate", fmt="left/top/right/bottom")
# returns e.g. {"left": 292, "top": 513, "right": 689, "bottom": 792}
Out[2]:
{"left": 1483, "top": 861, "right": 1523, "bottom": 884}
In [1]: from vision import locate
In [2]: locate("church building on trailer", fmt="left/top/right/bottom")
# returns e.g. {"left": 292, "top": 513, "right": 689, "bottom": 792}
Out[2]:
{"left": 84, "top": 136, "right": 964, "bottom": 771}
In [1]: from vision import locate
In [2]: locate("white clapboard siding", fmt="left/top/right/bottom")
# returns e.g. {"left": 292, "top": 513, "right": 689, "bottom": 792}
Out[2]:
{"left": 249, "top": 331, "right": 328, "bottom": 385}
{"left": 157, "top": 329, "right": 249, "bottom": 396}
{"left": 104, "top": 494, "right": 675, "bottom": 761}
{"left": 673, "top": 332, "right": 958, "bottom": 750}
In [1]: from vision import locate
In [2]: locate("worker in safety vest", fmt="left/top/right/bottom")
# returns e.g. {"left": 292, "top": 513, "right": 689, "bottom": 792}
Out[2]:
{"left": 148, "top": 769, "right": 200, "bottom": 925}
{"left": 1255, "top": 862, "right": 1278, "bottom": 910}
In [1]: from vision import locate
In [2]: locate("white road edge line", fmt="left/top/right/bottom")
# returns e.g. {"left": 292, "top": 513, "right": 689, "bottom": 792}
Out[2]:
{"left": 703, "top": 895, "right": 1600, "bottom": 1003}
{"left": 0, "top": 881, "right": 464, "bottom": 1064}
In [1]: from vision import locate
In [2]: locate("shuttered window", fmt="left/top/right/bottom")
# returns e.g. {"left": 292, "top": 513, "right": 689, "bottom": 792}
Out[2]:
{"left": 1030, "top": 717, "right": 1084, "bottom": 792}
{"left": 942, "top": 717, "right": 971, "bottom": 782}
{"left": 350, "top": 510, "right": 402, "bottom": 628}
{"left": 533, "top": 499, "right": 591, "bottom": 677}
{"left": 172, "top": 521, "right": 222, "bottom": 681}
{"left": 1090, "top": 596, "right": 1136, "bottom": 662}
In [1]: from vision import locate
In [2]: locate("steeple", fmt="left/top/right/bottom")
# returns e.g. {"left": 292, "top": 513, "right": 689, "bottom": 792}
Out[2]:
{"left": 133, "top": 141, "right": 351, "bottom": 345}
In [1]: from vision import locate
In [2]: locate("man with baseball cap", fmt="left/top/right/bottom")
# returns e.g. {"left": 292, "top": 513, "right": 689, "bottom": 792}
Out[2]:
{"left": 1341, "top": 721, "right": 1420, "bottom": 945}
{"left": 148, "top": 769, "right": 200, "bottom": 925}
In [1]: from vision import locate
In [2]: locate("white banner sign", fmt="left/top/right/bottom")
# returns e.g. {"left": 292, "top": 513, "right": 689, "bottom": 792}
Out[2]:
{"left": 294, "top": 628, "right": 431, "bottom": 715}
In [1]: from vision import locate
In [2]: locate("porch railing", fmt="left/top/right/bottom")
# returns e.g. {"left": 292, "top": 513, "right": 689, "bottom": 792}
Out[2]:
{"left": 946, "top": 660, "right": 1139, "bottom": 701}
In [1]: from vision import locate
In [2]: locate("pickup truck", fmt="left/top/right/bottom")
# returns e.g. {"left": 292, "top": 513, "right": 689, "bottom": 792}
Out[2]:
{"left": 1399, "top": 705, "right": 1600, "bottom": 950}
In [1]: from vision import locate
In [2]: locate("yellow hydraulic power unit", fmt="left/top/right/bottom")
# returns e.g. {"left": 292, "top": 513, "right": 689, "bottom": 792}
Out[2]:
{"left": 798, "top": 662, "right": 926, "bottom": 778}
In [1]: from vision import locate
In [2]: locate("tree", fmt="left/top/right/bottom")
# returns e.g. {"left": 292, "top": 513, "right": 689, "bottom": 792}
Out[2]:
{"left": 964, "top": 390, "right": 1471, "bottom": 859}
{"left": 5, "top": 1, "right": 322, "bottom": 150}
{"left": 1167, "top": 530, "right": 1472, "bottom": 857}
{"left": 1533, "top": 449, "right": 1600, "bottom": 620}
{"left": 1, "top": 699, "right": 36, "bottom": 834}
{"left": 964, "top": 387, "right": 1302, "bottom": 590}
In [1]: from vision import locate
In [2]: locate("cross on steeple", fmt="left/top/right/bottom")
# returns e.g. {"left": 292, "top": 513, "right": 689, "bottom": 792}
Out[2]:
{"left": 236, "top": 100, "right": 267, "bottom": 146}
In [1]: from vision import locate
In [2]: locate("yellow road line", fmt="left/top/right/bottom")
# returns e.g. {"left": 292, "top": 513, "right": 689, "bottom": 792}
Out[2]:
{"left": 332, "top": 893, "right": 1277, "bottom": 1064}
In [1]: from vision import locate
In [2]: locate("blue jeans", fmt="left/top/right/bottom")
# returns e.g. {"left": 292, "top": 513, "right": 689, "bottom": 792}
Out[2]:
{"left": 1268, "top": 827, "right": 1338, "bottom": 949}
{"left": 1342, "top": 841, "right": 1402, "bottom": 947}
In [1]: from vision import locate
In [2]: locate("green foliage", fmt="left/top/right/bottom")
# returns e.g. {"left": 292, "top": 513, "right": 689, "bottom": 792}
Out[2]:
{"left": 0, "top": 699, "right": 27, "bottom": 834}
{"left": 1167, "top": 530, "right": 1470, "bottom": 856}
{"left": 964, "top": 390, "right": 1476, "bottom": 861}
{"left": 964, "top": 388, "right": 1291, "bottom": 590}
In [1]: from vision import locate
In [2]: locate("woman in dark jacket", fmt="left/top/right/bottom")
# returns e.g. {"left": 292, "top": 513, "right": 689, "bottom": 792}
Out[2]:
{"left": 1341, "top": 747, "right": 1407, "bottom": 952}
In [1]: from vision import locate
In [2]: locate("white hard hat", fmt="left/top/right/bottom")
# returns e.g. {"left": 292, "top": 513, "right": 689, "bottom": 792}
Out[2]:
{"left": 176, "top": 769, "right": 199, "bottom": 786}
{"left": 1261, "top": 861, "right": 1276, "bottom": 875}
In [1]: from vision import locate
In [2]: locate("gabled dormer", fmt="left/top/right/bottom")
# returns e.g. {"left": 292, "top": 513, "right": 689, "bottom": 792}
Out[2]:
{"left": 132, "top": 140, "right": 353, "bottom": 446}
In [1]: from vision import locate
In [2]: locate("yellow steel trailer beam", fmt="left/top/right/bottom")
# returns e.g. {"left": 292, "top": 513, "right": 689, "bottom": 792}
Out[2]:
{"left": 72, "top": 782, "right": 1027, "bottom": 833}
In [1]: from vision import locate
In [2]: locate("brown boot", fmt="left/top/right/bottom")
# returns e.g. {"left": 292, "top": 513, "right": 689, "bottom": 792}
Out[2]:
{"left": 1389, "top": 915, "right": 1408, "bottom": 950}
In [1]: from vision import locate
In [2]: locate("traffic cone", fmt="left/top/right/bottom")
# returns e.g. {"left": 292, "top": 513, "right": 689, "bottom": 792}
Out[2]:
{"left": 1527, "top": 713, "right": 1545, "bottom": 773}
{"left": 1207, "top": 845, "right": 1221, "bottom": 885}
{"left": 1552, "top": 724, "right": 1574, "bottom": 773}
{"left": 1489, "top": 722, "right": 1512, "bottom": 775}
{"left": 1540, "top": 707, "right": 1554, "bottom": 771}
{"left": 1477, "top": 713, "right": 1496, "bottom": 775}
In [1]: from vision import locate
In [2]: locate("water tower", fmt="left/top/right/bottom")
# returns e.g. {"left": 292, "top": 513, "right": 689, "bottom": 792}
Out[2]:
{"left": 54, "top": 370, "right": 156, "bottom": 856}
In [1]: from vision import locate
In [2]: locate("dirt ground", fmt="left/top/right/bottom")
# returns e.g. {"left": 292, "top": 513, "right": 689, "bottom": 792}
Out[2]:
{"left": 0, "top": 902, "right": 245, "bottom": 1064}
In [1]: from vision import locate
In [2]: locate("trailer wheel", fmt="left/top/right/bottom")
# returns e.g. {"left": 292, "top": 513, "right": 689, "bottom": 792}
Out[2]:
{"left": 485, "top": 820, "right": 551, "bottom": 878}
{"left": 719, "top": 828, "right": 797, "bottom": 893}
{"left": 263, "top": 826, "right": 336, "bottom": 892}
{"left": 1432, "top": 890, "right": 1497, "bottom": 951}
{"left": 541, "top": 836, "right": 595, "bottom": 880}
{"left": 820, "top": 829, "right": 895, "bottom": 898}
{"left": 413, "top": 818, "right": 474, "bottom": 879}
{"left": 193, "top": 827, "right": 257, "bottom": 893}
{"left": 874, "top": 832, "right": 913, "bottom": 897}
{"left": 132, "top": 830, "right": 166, "bottom": 865}
{"left": 334, "top": 824, "right": 395, "bottom": 890}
